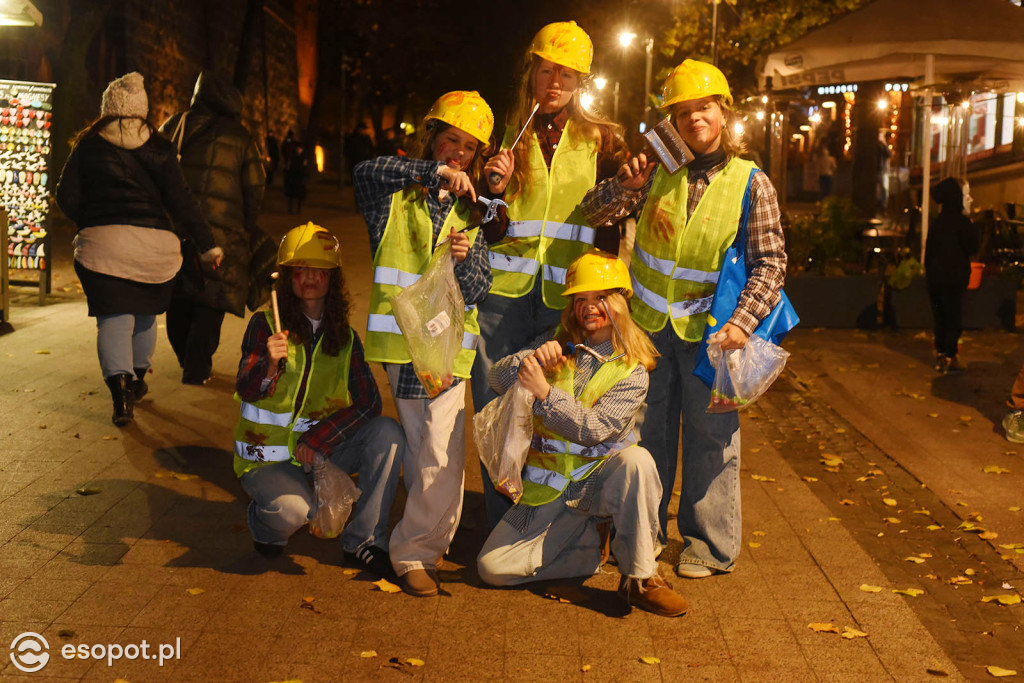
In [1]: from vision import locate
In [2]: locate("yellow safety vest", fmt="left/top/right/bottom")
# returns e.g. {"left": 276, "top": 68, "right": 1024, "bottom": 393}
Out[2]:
{"left": 488, "top": 119, "right": 598, "bottom": 309}
{"left": 518, "top": 356, "right": 639, "bottom": 507}
{"left": 364, "top": 187, "right": 481, "bottom": 379}
{"left": 630, "top": 157, "right": 756, "bottom": 341}
{"left": 233, "top": 311, "right": 354, "bottom": 477}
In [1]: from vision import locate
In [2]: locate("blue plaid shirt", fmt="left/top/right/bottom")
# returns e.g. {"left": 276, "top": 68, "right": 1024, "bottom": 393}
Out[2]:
{"left": 354, "top": 155, "right": 492, "bottom": 399}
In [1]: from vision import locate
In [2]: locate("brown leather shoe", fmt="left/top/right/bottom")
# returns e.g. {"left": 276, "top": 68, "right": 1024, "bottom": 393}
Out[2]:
{"left": 618, "top": 574, "right": 689, "bottom": 617}
{"left": 401, "top": 568, "right": 439, "bottom": 597}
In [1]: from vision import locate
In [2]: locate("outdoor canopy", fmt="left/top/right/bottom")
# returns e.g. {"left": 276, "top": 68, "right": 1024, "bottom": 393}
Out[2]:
{"left": 761, "top": 0, "right": 1024, "bottom": 91}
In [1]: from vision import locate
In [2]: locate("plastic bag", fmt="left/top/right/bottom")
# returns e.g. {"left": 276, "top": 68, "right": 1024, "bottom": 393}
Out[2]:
{"left": 389, "top": 240, "right": 464, "bottom": 398}
{"left": 706, "top": 335, "right": 790, "bottom": 413}
{"left": 309, "top": 457, "right": 361, "bottom": 539}
{"left": 473, "top": 380, "right": 535, "bottom": 503}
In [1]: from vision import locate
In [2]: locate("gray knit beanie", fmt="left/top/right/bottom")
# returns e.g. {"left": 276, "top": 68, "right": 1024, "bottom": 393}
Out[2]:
{"left": 100, "top": 72, "right": 148, "bottom": 119}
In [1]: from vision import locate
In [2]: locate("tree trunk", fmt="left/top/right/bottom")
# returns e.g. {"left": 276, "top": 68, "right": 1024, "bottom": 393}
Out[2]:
{"left": 852, "top": 81, "right": 884, "bottom": 218}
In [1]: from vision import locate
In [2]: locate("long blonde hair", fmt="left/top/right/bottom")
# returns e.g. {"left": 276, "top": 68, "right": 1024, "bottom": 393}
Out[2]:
{"left": 504, "top": 54, "right": 626, "bottom": 203}
{"left": 554, "top": 291, "right": 659, "bottom": 372}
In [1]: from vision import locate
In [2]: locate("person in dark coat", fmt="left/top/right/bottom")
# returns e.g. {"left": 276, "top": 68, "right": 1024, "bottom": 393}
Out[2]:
{"left": 161, "top": 70, "right": 266, "bottom": 384}
{"left": 925, "top": 176, "right": 980, "bottom": 374}
{"left": 283, "top": 142, "right": 308, "bottom": 214}
{"left": 55, "top": 72, "right": 220, "bottom": 425}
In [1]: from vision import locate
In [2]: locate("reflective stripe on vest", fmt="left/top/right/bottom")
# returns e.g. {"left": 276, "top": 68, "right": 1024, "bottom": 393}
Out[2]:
{"left": 364, "top": 187, "right": 481, "bottom": 378}
{"left": 487, "top": 119, "right": 598, "bottom": 308}
{"left": 233, "top": 315, "right": 354, "bottom": 471}
{"left": 631, "top": 157, "right": 756, "bottom": 340}
{"left": 518, "top": 357, "right": 640, "bottom": 507}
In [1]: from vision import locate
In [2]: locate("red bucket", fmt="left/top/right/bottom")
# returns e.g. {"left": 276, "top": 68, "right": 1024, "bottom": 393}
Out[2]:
{"left": 968, "top": 262, "right": 984, "bottom": 290}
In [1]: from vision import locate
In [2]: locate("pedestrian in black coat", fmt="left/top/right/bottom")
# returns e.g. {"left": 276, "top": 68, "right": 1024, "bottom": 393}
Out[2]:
{"left": 925, "top": 176, "right": 980, "bottom": 374}
{"left": 160, "top": 70, "right": 266, "bottom": 384}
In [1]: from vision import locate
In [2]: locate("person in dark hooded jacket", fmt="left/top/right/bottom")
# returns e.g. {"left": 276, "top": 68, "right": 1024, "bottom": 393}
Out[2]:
{"left": 925, "top": 177, "right": 980, "bottom": 374}
{"left": 160, "top": 71, "right": 266, "bottom": 384}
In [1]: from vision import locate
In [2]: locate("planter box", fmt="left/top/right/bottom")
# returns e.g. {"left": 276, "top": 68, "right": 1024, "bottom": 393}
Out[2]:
{"left": 784, "top": 274, "right": 882, "bottom": 328}
{"left": 885, "top": 276, "right": 1016, "bottom": 330}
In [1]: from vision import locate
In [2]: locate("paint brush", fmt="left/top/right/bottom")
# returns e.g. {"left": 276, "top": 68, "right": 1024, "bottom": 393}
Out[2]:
{"left": 488, "top": 102, "right": 540, "bottom": 186}
{"left": 270, "top": 272, "right": 282, "bottom": 334}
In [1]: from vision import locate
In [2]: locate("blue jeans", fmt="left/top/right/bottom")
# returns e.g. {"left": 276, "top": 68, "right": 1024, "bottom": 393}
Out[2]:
{"left": 639, "top": 328, "right": 741, "bottom": 572}
{"left": 96, "top": 314, "right": 156, "bottom": 378}
{"left": 470, "top": 277, "right": 564, "bottom": 529}
{"left": 240, "top": 416, "right": 404, "bottom": 552}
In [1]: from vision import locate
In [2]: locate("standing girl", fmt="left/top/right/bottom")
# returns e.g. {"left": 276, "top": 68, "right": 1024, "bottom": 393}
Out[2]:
{"left": 354, "top": 91, "right": 494, "bottom": 597}
{"left": 474, "top": 21, "right": 628, "bottom": 527}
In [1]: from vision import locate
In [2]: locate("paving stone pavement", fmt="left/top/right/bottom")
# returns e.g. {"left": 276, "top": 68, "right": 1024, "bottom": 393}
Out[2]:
{"left": 0, "top": 185, "right": 1017, "bottom": 681}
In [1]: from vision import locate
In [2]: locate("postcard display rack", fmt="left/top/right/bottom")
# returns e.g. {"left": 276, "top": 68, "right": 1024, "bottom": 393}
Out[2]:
{"left": 2, "top": 79, "right": 55, "bottom": 304}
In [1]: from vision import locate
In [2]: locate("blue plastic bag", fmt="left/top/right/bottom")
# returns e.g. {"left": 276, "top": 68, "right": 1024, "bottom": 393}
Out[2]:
{"left": 693, "top": 168, "right": 800, "bottom": 389}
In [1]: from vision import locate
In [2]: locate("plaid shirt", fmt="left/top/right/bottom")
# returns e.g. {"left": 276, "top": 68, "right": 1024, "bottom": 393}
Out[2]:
{"left": 580, "top": 157, "right": 787, "bottom": 335}
{"left": 481, "top": 108, "right": 625, "bottom": 253}
{"left": 354, "top": 155, "right": 492, "bottom": 399}
{"left": 489, "top": 333, "right": 648, "bottom": 533}
{"left": 236, "top": 312, "right": 382, "bottom": 458}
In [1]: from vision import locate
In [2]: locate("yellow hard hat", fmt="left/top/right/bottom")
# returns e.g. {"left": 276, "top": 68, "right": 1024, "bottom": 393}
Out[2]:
{"left": 425, "top": 91, "right": 494, "bottom": 145}
{"left": 529, "top": 21, "right": 593, "bottom": 74}
{"left": 278, "top": 222, "right": 341, "bottom": 269}
{"left": 662, "top": 59, "right": 733, "bottom": 108}
{"left": 562, "top": 249, "right": 633, "bottom": 298}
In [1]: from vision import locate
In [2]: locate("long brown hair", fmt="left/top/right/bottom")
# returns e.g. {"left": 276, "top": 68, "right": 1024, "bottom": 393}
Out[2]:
{"left": 414, "top": 119, "right": 492, "bottom": 192}
{"left": 553, "top": 290, "right": 659, "bottom": 372}
{"left": 69, "top": 115, "right": 155, "bottom": 150}
{"left": 274, "top": 265, "right": 352, "bottom": 356}
{"left": 504, "top": 54, "right": 626, "bottom": 203}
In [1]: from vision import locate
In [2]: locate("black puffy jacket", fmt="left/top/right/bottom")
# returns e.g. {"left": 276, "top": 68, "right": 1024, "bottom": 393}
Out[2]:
{"left": 161, "top": 71, "right": 266, "bottom": 317}
{"left": 55, "top": 127, "right": 214, "bottom": 253}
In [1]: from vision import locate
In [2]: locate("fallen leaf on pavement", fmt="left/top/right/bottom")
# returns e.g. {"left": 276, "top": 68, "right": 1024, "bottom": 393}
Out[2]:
{"left": 893, "top": 588, "right": 924, "bottom": 597}
{"left": 958, "top": 521, "right": 983, "bottom": 532}
{"left": 155, "top": 470, "right": 199, "bottom": 481}
{"left": 840, "top": 499, "right": 856, "bottom": 506}
{"left": 102, "top": 435, "right": 118, "bottom": 440}
{"left": 927, "top": 413, "right": 939, "bottom": 418}
{"left": 965, "top": 569, "right": 976, "bottom": 576}
{"left": 34, "top": 349, "right": 50, "bottom": 354}
{"left": 998, "top": 543, "right": 1024, "bottom": 550}
{"left": 927, "top": 525, "right": 943, "bottom": 531}
{"left": 802, "top": 476, "right": 819, "bottom": 482}
{"left": 406, "top": 658, "right": 425, "bottom": 666}
{"left": 820, "top": 455, "right": 844, "bottom": 467}
{"left": 543, "top": 585, "right": 590, "bottom": 604}
{"left": 959, "top": 416, "right": 973, "bottom": 422}
{"left": 835, "top": 428, "right": 846, "bottom": 434}
{"left": 919, "top": 553, "right": 932, "bottom": 558}
{"left": 883, "top": 498, "right": 898, "bottom": 507}
{"left": 639, "top": 656, "right": 660, "bottom": 665}
{"left": 186, "top": 587, "right": 205, "bottom": 596}
{"left": 981, "top": 594, "right": 1021, "bottom": 605}
{"left": 372, "top": 578, "right": 402, "bottom": 593}
{"left": 885, "top": 517, "right": 901, "bottom": 524}
{"left": 949, "top": 576, "right": 973, "bottom": 585}
{"left": 360, "top": 650, "right": 377, "bottom": 658}
{"left": 913, "top": 509, "right": 931, "bottom": 515}
{"left": 749, "top": 542, "right": 761, "bottom": 548}
{"left": 1010, "top": 507, "right": 1021, "bottom": 512}
{"left": 980, "top": 531, "right": 999, "bottom": 540}
{"left": 808, "top": 623, "right": 840, "bottom": 633}
{"left": 750, "top": 448, "right": 761, "bottom": 453}
{"left": 956, "top": 501, "right": 968, "bottom": 507}
{"left": 986, "top": 666, "right": 1016, "bottom": 677}
{"left": 841, "top": 627, "right": 868, "bottom": 639}
{"left": 905, "top": 557, "right": 925, "bottom": 564}
{"left": 75, "top": 487, "right": 101, "bottom": 496}
{"left": 751, "top": 474, "right": 775, "bottom": 482}
{"left": 859, "top": 584, "right": 883, "bottom": 593}
{"left": 829, "top": 517, "right": 841, "bottom": 522}
{"left": 983, "top": 465, "right": 1010, "bottom": 474}
{"left": 342, "top": 569, "right": 359, "bottom": 575}
{"left": 753, "top": 530, "right": 766, "bottom": 537}
{"left": 581, "top": 664, "right": 592, "bottom": 672}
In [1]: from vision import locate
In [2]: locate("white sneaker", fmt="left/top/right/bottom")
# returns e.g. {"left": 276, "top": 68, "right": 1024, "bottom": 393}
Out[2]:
{"left": 675, "top": 562, "right": 714, "bottom": 579}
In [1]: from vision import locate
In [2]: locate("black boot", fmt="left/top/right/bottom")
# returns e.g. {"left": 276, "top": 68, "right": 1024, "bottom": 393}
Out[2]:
{"left": 131, "top": 367, "right": 149, "bottom": 403}
{"left": 104, "top": 374, "right": 134, "bottom": 427}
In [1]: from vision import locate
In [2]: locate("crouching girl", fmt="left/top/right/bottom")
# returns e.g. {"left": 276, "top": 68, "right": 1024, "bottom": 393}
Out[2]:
{"left": 354, "top": 91, "right": 494, "bottom": 597}
{"left": 476, "top": 250, "right": 687, "bottom": 617}
{"left": 233, "top": 223, "right": 404, "bottom": 577}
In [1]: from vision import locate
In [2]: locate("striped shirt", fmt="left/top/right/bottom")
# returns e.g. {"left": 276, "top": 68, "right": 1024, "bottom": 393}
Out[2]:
{"left": 580, "top": 157, "right": 787, "bottom": 335}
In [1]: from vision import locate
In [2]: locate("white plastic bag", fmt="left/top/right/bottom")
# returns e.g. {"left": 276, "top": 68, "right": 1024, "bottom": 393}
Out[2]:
{"left": 473, "top": 380, "right": 535, "bottom": 503}
{"left": 309, "top": 457, "right": 361, "bottom": 539}
{"left": 706, "top": 335, "right": 790, "bottom": 413}
{"left": 389, "top": 240, "right": 464, "bottom": 398}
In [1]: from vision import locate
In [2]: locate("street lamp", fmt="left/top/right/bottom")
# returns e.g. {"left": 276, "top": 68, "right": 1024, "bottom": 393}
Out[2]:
{"left": 593, "top": 76, "right": 607, "bottom": 90}
{"left": 618, "top": 30, "right": 655, "bottom": 129}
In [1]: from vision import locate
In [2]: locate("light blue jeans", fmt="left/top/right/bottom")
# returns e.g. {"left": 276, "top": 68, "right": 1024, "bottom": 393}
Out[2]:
{"left": 240, "top": 416, "right": 404, "bottom": 553}
{"left": 470, "top": 278, "right": 563, "bottom": 529}
{"left": 96, "top": 313, "right": 156, "bottom": 378}
{"left": 640, "top": 327, "right": 741, "bottom": 573}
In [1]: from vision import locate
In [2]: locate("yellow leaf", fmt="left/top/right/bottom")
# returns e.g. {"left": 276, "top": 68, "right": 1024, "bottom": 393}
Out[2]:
{"left": 802, "top": 476, "right": 819, "bottom": 482}
{"left": 1010, "top": 507, "right": 1021, "bottom": 512}
{"left": 808, "top": 622, "right": 840, "bottom": 633}
{"left": 406, "top": 658, "right": 425, "bottom": 666}
{"left": 828, "top": 517, "right": 841, "bottom": 522}
{"left": 34, "top": 349, "right": 50, "bottom": 354}
{"left": 360, "top": 650, "right": 378, "bottom": 658}
{"left": 639, "top": 656, "right": 661, "bottom": 665}
{"left": 835, "top": 428, "right": 846, "bottom": 434}
{"left": 905, "top": 556, "right": 925, "bottom": 564}
{"left": 919, "top": 553, "right": 932, "bottom": 558}
{"left": 753, "top": 531, "right": 766, "bottom": 537}
{"left": 859, "top": 584, "right": 883, "bottom": 593}
{"left": 959, "top": 415, "right": 973, "bottom": 422}
{"left": 983, "top": 465, "right": 1011, "bottom": 474}
{"left": 958, "top": 521, "right": 982, "bottom": 532}
{"left": 927, "top": 413, "right": 939, "bottom": 418}
{"left": 986, "top": 666, "right": 1017, "bottom": 677}
{"left": 965, "top": 568, "right": 976, "bottom": 575}
{"left": 927, "top": 524, "right": 943, "bottom": 531}
{"left": 885, "top": 517, "right": 901, "bottom": 524}
{"left": 980, "top": 531, "right": 999, "bottom": 540}
{"left": 301, "top": 596, "right": 315, "bottom": 603}
{"left": 999, "top": 543, "right": 1024, "bottom": 550}
{"left": 581, "top": 664, "right": 592, "bottom": 672}
{"left": 751, "top": 474, "right": 776, "bottom": 482}
{"left": 102, "top": 435, "right": 118, "bottom": 440}
{"left": 748, "top": 542, "right": 761, "bottom": 548}
{"left": 912, "top": 509, "right": 931, "bottom": 515}
{"left": 956, "top": 501, "right": 968, "bottom": 507}
{"left": 186, "top": 587, "right": 205, "bottom": 596}
{"left": 840, "top": 499, "right": 856, "bottom": 506}
{"left": 883, "top": 498, "right": 898, "bottom": 507}
{"left": 820, "top": 455, "right": 844, "bottom": 467}
{"left": 841, "top": 627, "right": 868, "bottom": 639}
{"left": 893, "top": 588, "right": 924, "bottom": 597}
{"left": 372, "top": 578, "right": 402, "bottom": 593}
{"left": 949, "top": 576, "right": 973, "bottom": 585}
{"left": 981, "top": 594, "right": 1022, "bottom": 605}
{"left": 342, "top": 569, "right": 359, "bottom": 575}
{"left": 750, "top": 448, "right": 761, "bottom": 453}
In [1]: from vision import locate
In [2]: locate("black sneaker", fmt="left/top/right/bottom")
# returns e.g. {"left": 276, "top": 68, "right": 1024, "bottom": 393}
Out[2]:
{"left": 254, "top": 541, "right": 284, "bottom": 557}
{"left": 344, "top": 545, "right": 395, "bottom": 580}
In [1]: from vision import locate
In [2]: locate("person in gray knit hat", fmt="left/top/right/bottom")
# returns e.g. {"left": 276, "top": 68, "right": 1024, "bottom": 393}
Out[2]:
{"left": 56, "top": 72, "right": 223, "bottom": 426}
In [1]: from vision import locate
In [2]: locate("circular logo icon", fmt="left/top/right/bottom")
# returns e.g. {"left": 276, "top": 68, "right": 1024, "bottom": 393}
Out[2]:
{"left": 10, "top": 632, "right": 50, "bottom": 673}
